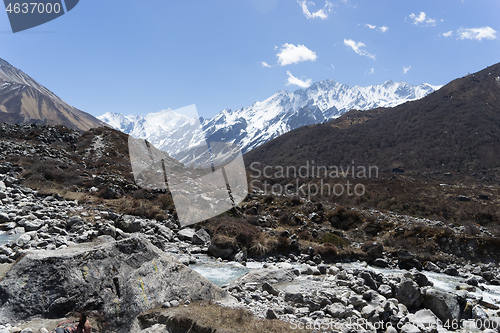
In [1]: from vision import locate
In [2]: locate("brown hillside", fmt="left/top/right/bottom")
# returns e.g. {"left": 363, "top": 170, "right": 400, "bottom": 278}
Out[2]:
{"left": 245, "top": 62, "right": 500, "bottom": 175}
{"left": 0, "top": 58, "right": 106, "bottom": 131}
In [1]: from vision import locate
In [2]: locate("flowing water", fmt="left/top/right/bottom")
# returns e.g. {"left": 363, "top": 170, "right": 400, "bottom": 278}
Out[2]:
{"left": 0, "top": 234, "right": 19, "bottom": 246}
{"left": 190, "top": 255, "right": 500, "bottom": 309}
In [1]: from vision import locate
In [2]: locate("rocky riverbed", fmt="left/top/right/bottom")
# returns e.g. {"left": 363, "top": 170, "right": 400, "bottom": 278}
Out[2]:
{"left": 1, "top": 161, "right": 500, "bottom": 333}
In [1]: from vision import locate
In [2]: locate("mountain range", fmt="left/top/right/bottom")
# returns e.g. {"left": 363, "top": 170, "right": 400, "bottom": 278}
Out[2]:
{"left": 0, "top": 58, "right": 105, "bottom": 131}
{"left": 245, "top": 62, "right": 500, "bottom": 174}
{"left": 99, "top": 80, "right": 440, "bottom": 160}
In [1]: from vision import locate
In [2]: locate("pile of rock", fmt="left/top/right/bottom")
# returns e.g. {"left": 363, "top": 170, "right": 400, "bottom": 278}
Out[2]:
{"left": 225, "top": 262, "right": 500, "bottom": 332}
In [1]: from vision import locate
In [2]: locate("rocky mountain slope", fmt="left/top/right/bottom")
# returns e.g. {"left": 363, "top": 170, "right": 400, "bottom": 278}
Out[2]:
{"left": 99, "top": 80, "right": 439, "bottom": 159}
{"left": 0, "top": 58, "right": 106, "bottom": 131}
{"left": 245, "top": 62, "right": 500, "bottom": 174}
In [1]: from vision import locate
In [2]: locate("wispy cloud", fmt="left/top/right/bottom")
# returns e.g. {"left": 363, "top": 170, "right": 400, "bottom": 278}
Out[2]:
{"left": 298, "top": 0, "right": 334, "bottom": 20}
{"left": 403, "top": 66, "right": 412, "bottom": 74}
{"left": 277, "top": 43, "right": 317, "bottom": 66}
{"left": 409, "top": 12, "right": 436, "bottom": 27}
{"left": 364, "top": 24, "right": 389, "bottom": 33}
{"left": 441, "top": 30, "right": 453, "bottom": 38}
{"left": 365, "top": 68, "right": 375, "bottom": 75}
{"left": 261, "top": 61, "right": 272, "bottom": 68}
{"left": 286, "top": 71, "right": 312, "bottom": 88}
{"left": 343, "top": 39, "right": 376, "bottom": 60}
{"left": 458, "top": 27, "right": 497, "bottom": 41}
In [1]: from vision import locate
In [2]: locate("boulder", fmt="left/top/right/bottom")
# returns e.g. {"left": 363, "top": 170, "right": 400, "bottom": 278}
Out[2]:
{"left": 115, "top": 215, "right": 143, "bottom": 233}
{"left": 407, "top": 309, "right": 440, "bottom": 330}
{"left": 395, "top": 279, "right": 422, "bottom": 309}
{"left": 262, "top": 282, "right": 280, "bottom": 297}
{"left": 373, "top": 258, "right": 391, "bottom": 268}
{"left": 177, "top": 228, "right": 196, "bottom": 242}
{"left": 0, "top": 236, "right": 229, "bottom": 331}
{"left": 207, "top": 244, "right": 234, "bottom": 260}
{"left": 266, "top": 308, "right": 278, "bottom": 319}
{"left": 192, "top": 229, "right": 210, "bottom": 245}
{"left": 422, "top": 288, "right": 461, "bottom": 323}
{"left": 234, "top": 266, "right": 298, "bottom": 286}
{"left": 284, "top": 292, "right": 304, "bottom": 304}
{"left": 397, "top": 252, "right": 422, "bottom": 271}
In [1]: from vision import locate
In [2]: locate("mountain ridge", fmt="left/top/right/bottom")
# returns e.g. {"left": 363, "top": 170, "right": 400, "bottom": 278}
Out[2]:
{"left": 99, "top": 79, "right": 440, "bottom": 160}
{"left": 244, "top": 62, "right": 500, "bottom": 174}
{"left": 0, "top": 58, "right": 106, "bottom": 132}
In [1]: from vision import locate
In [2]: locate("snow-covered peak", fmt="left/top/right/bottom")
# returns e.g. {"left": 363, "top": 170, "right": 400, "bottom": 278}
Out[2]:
{"left": 100, "top": 79, "right": 441, "bottom": 160}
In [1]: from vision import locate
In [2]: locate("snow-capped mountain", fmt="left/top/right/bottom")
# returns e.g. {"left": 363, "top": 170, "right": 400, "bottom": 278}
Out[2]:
{"left": 99, "top": 79, "right": 441, "bottom": 160}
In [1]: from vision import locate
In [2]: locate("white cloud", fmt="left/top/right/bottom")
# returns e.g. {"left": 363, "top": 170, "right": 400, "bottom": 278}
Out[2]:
{"left": 366, "top": 68, "right": 375, "bottom": 75}
{"left": 403, "top": 66, "right": 412, "bottom": 74}
{"left": 261, "top": 61, "right": 272, "bottom": 68}
{"left": 409, "top": 12, "right": 436, "bottom": 27}
{"left": 286, "top": 71, "right": 312, "bottom": 88}
{"left": 458, "top": 26, "right": 497, "bottom": 41}
{"left": 441, "top": 30, "right": 453, "bottom": 38}
{"left": 379, "top": 26, "right": 389, "bottom": 33}
{"left": 277, "top": 43, "right": 318, "bottom": 66}
{"left": 364, "top": 24, "right": 389, "bottom": 33}
{"left": 298, "top": 0, "right": 334, "bottom": 20}
{"left": 343, "top": 39, "right": 376, "bottom": 60}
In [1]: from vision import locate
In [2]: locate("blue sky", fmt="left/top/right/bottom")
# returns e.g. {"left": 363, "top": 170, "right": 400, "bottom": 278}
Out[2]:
{"left": 0, "top": 0, "right": 499, "bottom": 118}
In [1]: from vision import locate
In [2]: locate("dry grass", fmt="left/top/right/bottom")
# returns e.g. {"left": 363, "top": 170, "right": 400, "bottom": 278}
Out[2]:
{"left": 138, "top": 301, "right": 313, "bottom": 333}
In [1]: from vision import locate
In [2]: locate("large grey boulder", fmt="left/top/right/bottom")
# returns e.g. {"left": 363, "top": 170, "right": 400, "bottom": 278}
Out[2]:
{"left": 422, "top": 288, "right": 461, "bottom": 323}
{"left": 233, "top": 264, "right": 298, "bottom": 286}
{"left": 115, "top": 215, "right": 143, "bottom": 233}
{"left": 0, "top": 236, "right": 229, "bottom": 332}
{"left": 395, "top": 279, "right": 422, "bottom": 309}
{"left": 192, "top": 229, "right": 210, "bottom": 245}
{"left": 177, "top": 228, "right": 196, "bottom": 242}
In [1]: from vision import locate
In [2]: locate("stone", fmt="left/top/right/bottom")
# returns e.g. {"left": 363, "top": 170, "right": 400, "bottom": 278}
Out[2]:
{"left": 115, "top": 215, "right": 143, "bottom": 233}
{"left": 395, "top": 279, "right": 422, "bottom": 309}
{"left": 15, "top": 233, "right": 31, "bottom": 247}
{"left": 17, "top": 219, "right": 44, "bottom": 232}
{"left": 325, "top": 303, "right": 347, "bottom": 318}
{"left": 192, "top": 228, "right": 210, "bottom": 245}
{"left": 397, "top": 252, "right": 422, "bottom": 270}
{"left": 361, "top": 305, "right": 376, "bottom": 318}
{"left": 412, "top": 272, "right": 432, "bottom": 287}
{"left": 378, "top": 284, "right": 393, "bottom": 298}
{"left": 266, "top": 308, "right": 278, "bottom": 319}
{"left": 177, "top": 228, "right": 196, "bottom": 242}
{"left": 373, "top": 258, "right": 391, "bottom": 268}
{"left": 422, "top": 288, "right": 461, "bottom": 323}
{"left": 444, "top": 266, "right": 459, "bottom": 276}
{"left": 472, "top": 305, "right": 488, "bottom": 321}
{"left": 156, "top": 225, "right": 173, "bottom": 241}
{"left": 234, "top": 266, "right": 297, "bottom": 286}
{"left": 233, "top": 251, "right": 247, "bottom": 263}
{"left": 284, "top": 292, "right": 304, "bottom": 304}
{"left": 0, "top": 213, "right": 9, "bottom": 223}
{"left": 207, "top": 244, "right": 234, "bottom": 260}
{"left": 408, "top": 309, "right": 440, "bottom": 330}
{"left": 262, "top": 282, "right": 280, "bottom": 297}
{"left": 0, "top": 236, "right": 229, "bottom": 331}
